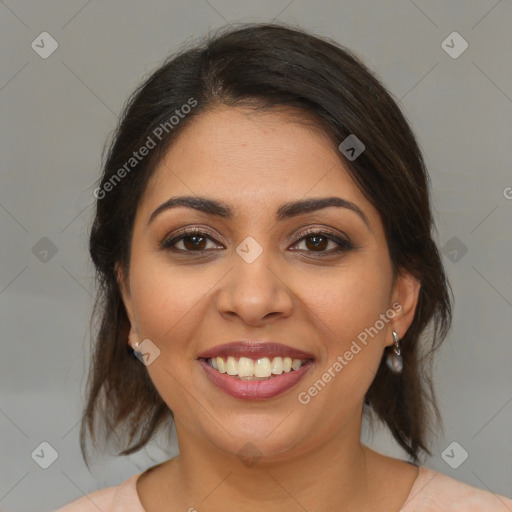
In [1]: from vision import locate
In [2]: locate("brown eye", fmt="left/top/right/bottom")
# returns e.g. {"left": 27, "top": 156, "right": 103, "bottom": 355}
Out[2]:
{"left": 160, "top": 229, "right": 222, "bottom": 252}
{"left": 182, "top": 234, "right": 207, "bottom": 251}
{"left": 292, "top": 230, "right": 353, "bottom": 255}
{"left": 161, "top": 228, "right": 354, "bottom": 256}
{"left": 304, "top": 234, "right": 329, "bottom": 251}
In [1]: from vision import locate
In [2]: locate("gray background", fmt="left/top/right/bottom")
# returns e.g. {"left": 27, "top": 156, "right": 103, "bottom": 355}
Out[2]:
{"left": 1, "top": 1, "right": 511, "bottom": 510}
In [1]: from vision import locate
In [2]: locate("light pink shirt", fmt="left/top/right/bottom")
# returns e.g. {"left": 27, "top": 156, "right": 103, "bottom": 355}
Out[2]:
{"left": 54, "top": 465, "right": 512, "bottom": 511}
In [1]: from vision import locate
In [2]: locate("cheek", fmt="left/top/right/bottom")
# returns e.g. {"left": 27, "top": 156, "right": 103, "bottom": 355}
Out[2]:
{"left": 312, "top": 257, "right": 393, "bottom": 390}
{"left": 319, "top": 261, "right": 392, "bottom": 339}
{"left": 128, "top": 255, "right": 211, "bottom": 351}
{"left": 293, "top": 273, "right": 392, "bottom": 432}
{"left": 127, "top": 259, "right": 214, "bottom": 420}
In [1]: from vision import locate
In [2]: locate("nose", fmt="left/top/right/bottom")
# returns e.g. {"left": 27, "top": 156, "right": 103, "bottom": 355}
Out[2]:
{"left": 215, "top": 245, "right": 294, "bottom": 327}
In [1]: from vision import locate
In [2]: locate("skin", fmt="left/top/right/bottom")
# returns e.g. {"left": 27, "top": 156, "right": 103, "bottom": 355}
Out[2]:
{"left": 118, "top": 105, "right": 421, "bottom": 512}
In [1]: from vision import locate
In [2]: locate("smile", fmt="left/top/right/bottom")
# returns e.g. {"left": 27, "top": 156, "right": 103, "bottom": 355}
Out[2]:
{"left": 205, "top": 355, "right": 310, "bottom": 379}
{"left": 196, "top": 341, "right": 315, "bottom": 400}
{"left": 198, "top": 356, "right": 314, "bottom": 400}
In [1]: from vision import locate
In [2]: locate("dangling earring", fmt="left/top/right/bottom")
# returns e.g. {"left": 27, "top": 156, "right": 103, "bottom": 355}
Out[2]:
{"left": 386, "top": 330, "right": 403, "bottom": 373}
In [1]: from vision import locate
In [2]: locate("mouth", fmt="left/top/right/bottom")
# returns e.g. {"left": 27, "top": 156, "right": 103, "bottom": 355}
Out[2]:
{"left": 200, "top": 355, "right": 312, "bottom": 380}
{"left": 196, "top": 342, "right": 315, "bottom": 400}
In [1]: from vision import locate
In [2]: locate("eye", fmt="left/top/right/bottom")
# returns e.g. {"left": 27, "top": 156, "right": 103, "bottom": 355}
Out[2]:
{"left": 160, "top": 228, "right": 354, "bottom": 256}
{"left": 290, "top": 229, "right": 354, "bottom": 255}
{"left": 160, "top": 228, "right": 222, "bottom": 252}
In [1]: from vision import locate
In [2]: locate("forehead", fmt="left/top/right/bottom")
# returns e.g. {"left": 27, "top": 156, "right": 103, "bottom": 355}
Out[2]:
{"left": 139, "top": 106, "right": 377, "bottom": 225}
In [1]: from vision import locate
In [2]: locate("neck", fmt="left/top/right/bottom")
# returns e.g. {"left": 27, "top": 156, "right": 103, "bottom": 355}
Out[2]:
{"left": 167, "top": 417, "right": 374, "bottom": 512}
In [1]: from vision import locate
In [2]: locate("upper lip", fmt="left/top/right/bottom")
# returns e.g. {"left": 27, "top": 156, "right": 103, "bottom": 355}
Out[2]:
{"left": 197, "top": 341, "right": 315, "bottom": 360}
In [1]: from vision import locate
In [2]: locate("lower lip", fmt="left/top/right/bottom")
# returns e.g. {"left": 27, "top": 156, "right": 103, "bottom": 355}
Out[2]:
{"left": 198, "top": 359, "right": 314, "bottom": 400}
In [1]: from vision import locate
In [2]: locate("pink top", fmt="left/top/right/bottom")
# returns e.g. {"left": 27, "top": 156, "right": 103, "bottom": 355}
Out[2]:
{"left": 54, "top": 465, "right": 512, "bottom": 511}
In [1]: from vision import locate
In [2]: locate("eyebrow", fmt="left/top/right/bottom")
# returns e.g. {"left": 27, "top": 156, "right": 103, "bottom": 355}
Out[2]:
{"left": 148, "top": 195, "right": 371, "bottom": 230}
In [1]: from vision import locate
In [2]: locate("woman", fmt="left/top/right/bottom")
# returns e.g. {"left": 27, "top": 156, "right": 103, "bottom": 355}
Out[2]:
{"left": 56, "top": 23, "right": 512, "bottom": 511}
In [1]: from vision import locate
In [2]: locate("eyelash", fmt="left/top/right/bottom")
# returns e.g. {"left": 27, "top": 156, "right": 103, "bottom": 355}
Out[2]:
{"left": 160, "top": 227, "right": 354, "bottom": 257}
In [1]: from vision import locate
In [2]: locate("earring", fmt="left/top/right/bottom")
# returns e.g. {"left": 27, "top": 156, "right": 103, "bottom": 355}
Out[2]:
{"left": 386, "top": 330, "right": 403, "bottom": 373}
{"left": 132, "top": 341, "right": 142, "bottom": 360}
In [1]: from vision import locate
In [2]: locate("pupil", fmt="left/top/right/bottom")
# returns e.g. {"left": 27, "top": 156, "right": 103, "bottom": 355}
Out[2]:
{"left": 182, "top": 235, "right": 329, "bottom": 252}
{"left": 185, "top": 235, "right": 205, "bottom": 250}
{"left": 307, "top": 235, "right": 327, "bottom": 251}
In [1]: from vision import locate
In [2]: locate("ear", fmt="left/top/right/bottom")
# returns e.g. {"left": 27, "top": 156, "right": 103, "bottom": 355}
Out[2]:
{"left": 115, "top": 262, "right": 139, "bottom": 349}
{"left": 386, "top": 270, "right": 421, "bottom": 346}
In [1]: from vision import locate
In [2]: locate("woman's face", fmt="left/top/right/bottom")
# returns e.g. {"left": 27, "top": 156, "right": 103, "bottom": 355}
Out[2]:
{"left": 119, "top": 105, "right": 419, "bottom": 461}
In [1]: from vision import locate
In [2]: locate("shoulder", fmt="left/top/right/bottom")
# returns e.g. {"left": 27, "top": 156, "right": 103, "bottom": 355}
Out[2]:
{"left": 402, "top": 465, "right": 512, "bottom": 511}
{"left": 53, "top": 485, "right": 117, "bottom": 512}
{"left": 54, "top": 473, "right": 144, "bottom": 512}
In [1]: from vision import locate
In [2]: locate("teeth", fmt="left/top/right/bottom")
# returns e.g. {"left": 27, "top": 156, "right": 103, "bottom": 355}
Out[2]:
{"left": 206, "top": 356, "right": 308, "bottom": 378}
{"left": 237, "top": 357, "right": 254, "bottom": 377}
{"left": 216, "top": 356, "right": 226, "bottom": 373}
{"left": 271, "top": 357, "right": 283, "bottom": 374}
{"left": 254, "top": 357, "right": 271, "bottom": 378}
{"left": 226, "top": 356, "right": 238, "bottom": 376}
{"left": 291, "top": 358, "right": 302, "bottom": 370}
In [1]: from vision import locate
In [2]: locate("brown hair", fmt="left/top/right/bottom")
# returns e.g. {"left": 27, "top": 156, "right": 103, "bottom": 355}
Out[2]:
{"left": 82, "top": 22, "right": 452, "bottom": 466}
